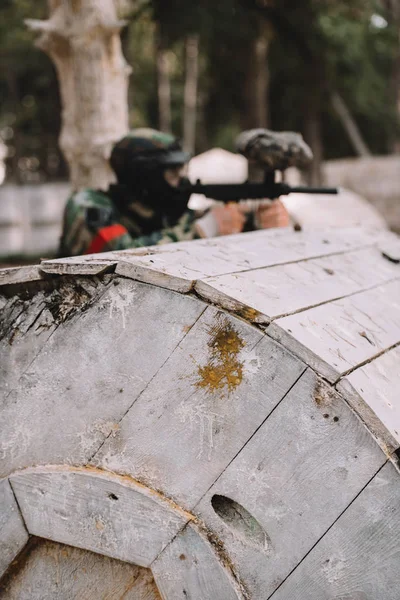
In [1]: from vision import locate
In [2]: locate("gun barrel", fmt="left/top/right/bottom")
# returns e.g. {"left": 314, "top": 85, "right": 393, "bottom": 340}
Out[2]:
{"left": 180, "top": 181, "right": 339, "bottom": 202}
{"left": 288, "top": 186, "right": 338, "bottom": 195}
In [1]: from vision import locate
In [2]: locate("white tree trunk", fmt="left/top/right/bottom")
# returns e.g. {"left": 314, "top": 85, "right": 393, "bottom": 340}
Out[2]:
{"left": 26, "top": 0, "right": 131, "bottom": 191}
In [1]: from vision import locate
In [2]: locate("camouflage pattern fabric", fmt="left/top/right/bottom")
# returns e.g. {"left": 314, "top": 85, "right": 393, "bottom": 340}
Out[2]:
{"left": 236, "top": 129, "right": 313, "bottom": 172}
{"left": 58, "top": 188, "right": 199, "bottom": 257}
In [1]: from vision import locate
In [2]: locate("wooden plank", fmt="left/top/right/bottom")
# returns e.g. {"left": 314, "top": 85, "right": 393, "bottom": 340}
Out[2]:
{"left": 194, "top": 369, "right": 385, "bottom": 599}
{"left": 0, "top": 266, "right": 43, "bottom": 287}
{"left": 0, "top": 292, "right": 57, "bottom": 396}
{"left": 270, "top": 462, "right": 400, "bottom": 600}
{"left": 1, "top": 277, "right": 110, "bottom": 399}
{"left": 10, "top": 466, "right": 190, "bottom": 568}
{"left": 268, "top": 279, "right": 400, "bottom": 383}
{"left": 337, "top": 346, "right": 400, "bottom": 452}
{"left": 92, "top": 306, "right": 305, "bottom": 509}
{"left": 40, "top": 254, "right": 119, "bottom": 276}
{"left": 113, "top": 227, "right": 382, "bottom": 293}
{"left": 0, "top": 279, "right": 206, "bottom": 477}
{"left": 0, "top": 538, "right": 161, "bottom": 600}
{"left": 39, "top": 244, "right": 170, "bottom": 275}
{"left": 0, "top": 478, "right": 28, "bottom": 578}
{"left": 116, "top": 260, "right": 196, "bottom": 293}
{"left": 195, "top": 246, "right": 400, "bottom": 323}
{"left": 152, "top": 522, "right": 243, "bottom": 600}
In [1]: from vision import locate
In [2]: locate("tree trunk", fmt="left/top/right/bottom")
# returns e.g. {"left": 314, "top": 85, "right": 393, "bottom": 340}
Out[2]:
{"left": 183, "top": 34, "right": 199, "bottom": 154}
{"left": 26, "top": 0, "right": 131, "bottom": 191}
{"left": 331, "top": 92, "right": 371, "bottom": 157}
{"left": 156, "top": 28, "right": 172, "bottom": 134}
{"left": 304, "top": 94, "right": 323, "bottom": 186}
{"left": 242, "top": 21, "right": 271, "bottom": 129}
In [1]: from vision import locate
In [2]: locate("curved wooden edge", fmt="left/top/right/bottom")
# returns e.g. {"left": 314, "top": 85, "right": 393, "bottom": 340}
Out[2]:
{"left": 0, "top": 478, "right": 29, "bottom": 579}
{"left": 2, "top": 465, "right": 243, "bottom": 599}
{"left": 152, "top": 521, "right": 245, "bottom": 600}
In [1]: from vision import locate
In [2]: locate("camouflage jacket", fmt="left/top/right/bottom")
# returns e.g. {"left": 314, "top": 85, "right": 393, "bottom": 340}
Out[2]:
{"left": 58, "top": 187, "right": 200, "bottom": 257}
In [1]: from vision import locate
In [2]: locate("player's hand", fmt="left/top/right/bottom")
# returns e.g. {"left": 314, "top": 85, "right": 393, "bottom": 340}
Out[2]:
{"left": 254, "top": 200, "right": 290, "bottom": 229}
{"left": 195, "top": 204, "right": 246, "bottom": 238}
{"left": 212, "top": 204, "right": 246, "bottom": 235}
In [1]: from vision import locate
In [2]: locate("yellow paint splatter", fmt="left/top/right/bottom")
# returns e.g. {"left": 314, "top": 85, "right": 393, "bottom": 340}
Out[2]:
{"left": 195, "top": 320, "right": 246, "bottom": 394}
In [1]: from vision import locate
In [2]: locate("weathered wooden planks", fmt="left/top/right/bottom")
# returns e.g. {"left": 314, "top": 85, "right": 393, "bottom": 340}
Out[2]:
{"left": 10, "top": 466, "right": 191, "bottom": 568}
{"left": 0, "top": 539, "right": 161, "bottom": 600}
{"left": 0, "top": 291, "right": 58, "bottom": 400}
{"left": 194, "top": 369, "right": 386, "bottom": 599}
{"left": 0, "top": 279, "right": 206, "bottom": 477}
{"left": 270, "top": 461, "right": 400, "bottom": 600}
{"left": 196, "top": 246, "right": 400, "bottom": 323}
{"left": 337, "top": 345, "right": 400, "bottom": 452}
{"left": 0, "top": 266, "right": 44, "bottom": 287}
{"left": 0, "top": 479, "right": 28, "bottom": 579}
{"left": 114, "top": 227, "right": 385, "bottom": 293}
{"left": 268, "top": 279, "right": 400, "bottom": 383}
{"left": 40, "top": 254, "right": 120, "bottom": 276}
{"left": 152, "top": 523, "right": 243, "bottom": 600}
{"left": 92, "top": 306, "right": 305, "bottom": 509}
{"left": 2, "top": 227, "right": 400, "bottom": 599}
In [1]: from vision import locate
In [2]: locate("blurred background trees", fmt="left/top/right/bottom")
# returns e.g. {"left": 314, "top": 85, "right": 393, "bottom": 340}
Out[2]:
{"left": 1, "top": 0, "right": 399, "bottom": 184}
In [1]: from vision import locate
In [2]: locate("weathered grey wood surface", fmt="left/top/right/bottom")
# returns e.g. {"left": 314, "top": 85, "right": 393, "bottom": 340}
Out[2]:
{"left": 113, "top": 227, "right": 391, "bottom": 293}
{"left": 194, "top": 369, "right": 386, "bottom": 599}
{"left": 0, "top": 266, "right": 43, "bottom": 287}
{"left": 1, "top": 226, "right": 400, "bottom": 599}
{"left": 0, "top": 538, "right": 161, "bottom": 600}
{"left": 337, "top": 346, "right": 400, "bottom": 450}
{"left": 268, "top": 279, "right": 400, "bottom": 383}
{"left": 0, "top": 279, "right": 206, "bottom": 477}
{"left": 0, "top": 479, "right": 28, "bottom": 579}
{"left": 10, "top": 467, "right": 190, "bottom": 568}
{"left": 270, "top": 461, "right": 400, "bottom": 600}
{"left": 152, "top": 523, "right": 244, "bottom": 600}
{"left": 40, "top": 227, "right": 392, "bottom": 291}
{"left": 1, "top": 277, "right": 110, "bottom": 397}
{"left": 92, "top": 306, "right": 305, "bottom": 509}
{"left": 196, "top": 246, "right": 400, "bottom": 323}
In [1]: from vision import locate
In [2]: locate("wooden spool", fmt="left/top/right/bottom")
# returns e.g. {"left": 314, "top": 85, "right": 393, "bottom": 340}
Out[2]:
{"left": 1, "top": 226, "right": 400, "bottom": 599}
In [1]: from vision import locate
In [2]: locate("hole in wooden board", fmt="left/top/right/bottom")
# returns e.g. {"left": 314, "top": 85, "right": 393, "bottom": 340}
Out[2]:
{"left": 211, "top": 494, "right": 271, "bottom": 553}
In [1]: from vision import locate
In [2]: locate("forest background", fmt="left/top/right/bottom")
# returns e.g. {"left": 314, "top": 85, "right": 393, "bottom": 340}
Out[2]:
{"left": 0, "top": 0, "right": 399, "bottom": 187}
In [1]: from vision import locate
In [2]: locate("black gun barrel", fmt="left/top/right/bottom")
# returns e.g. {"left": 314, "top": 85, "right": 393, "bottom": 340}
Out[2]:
{"left": 288, "top": 186, "right": 339, "bottom": 195}
{"left": 181, "top": 181, "right": 338, "bottom": 203}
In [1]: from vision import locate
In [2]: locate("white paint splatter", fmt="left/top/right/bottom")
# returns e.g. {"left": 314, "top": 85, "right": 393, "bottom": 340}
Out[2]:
{"left": 106, "top": 288, "right": 135, "bottom": 329}
{"left": 240, "top": 346, "right": 261, "bottom": 376}
{"left": 176, "top": 399, "right": 224, "bottom": 461}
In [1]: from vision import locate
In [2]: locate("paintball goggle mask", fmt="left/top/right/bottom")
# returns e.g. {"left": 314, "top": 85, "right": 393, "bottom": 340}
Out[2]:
{"left": 109, "top": 128, "right": 192, "bottom": 222}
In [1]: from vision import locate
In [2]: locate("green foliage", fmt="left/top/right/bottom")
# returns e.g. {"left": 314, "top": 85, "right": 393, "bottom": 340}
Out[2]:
{"left": 0, "top": 0, "right": 65, "bottom": 182}
{"left": 0, "top": 0, "right": 399, "bottom": 182}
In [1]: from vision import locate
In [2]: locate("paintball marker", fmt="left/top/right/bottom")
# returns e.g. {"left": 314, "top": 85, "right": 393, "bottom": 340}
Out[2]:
{"left": 179, "top": 128, "right": 338, "bottom": 202}
{"left": 179, "top": 172, "right": 338, "bottom": 203}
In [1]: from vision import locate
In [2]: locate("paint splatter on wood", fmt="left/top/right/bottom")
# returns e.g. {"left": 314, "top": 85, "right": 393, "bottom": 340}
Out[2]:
{"left": 195, "top": 318, "right": 246, "bottom": 394}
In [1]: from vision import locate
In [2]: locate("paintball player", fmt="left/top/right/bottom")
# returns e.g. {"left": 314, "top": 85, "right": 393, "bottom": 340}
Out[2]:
{"left": 58, "top": 128, "right": 290, "bottom": 257}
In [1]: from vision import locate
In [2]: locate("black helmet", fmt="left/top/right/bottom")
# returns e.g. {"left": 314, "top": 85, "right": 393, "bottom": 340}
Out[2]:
{"left": 110, "top": 128, "right": 190, "bottom": 184}
{"left": 109, "top": 128, "right": 192, "bottom": 225}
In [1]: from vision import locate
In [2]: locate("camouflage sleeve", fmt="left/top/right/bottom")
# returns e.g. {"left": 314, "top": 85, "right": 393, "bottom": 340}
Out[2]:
{"left": 126, "top": 210, "right": 200, "bottom": 248}
{"left": 59, "top": 189, "right": 200, "bottom": 257}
